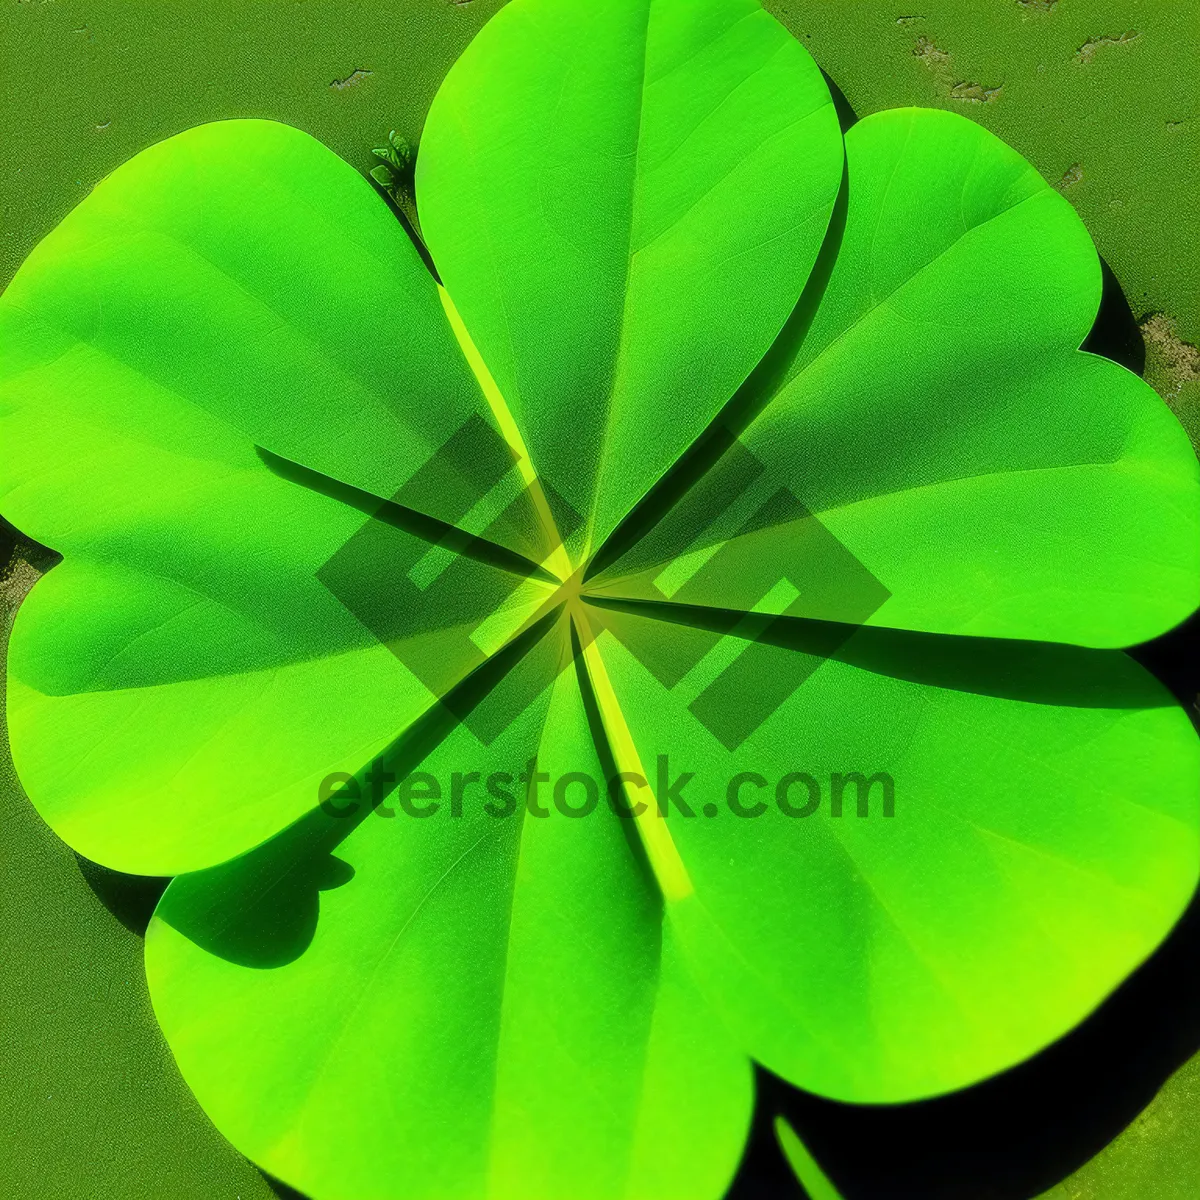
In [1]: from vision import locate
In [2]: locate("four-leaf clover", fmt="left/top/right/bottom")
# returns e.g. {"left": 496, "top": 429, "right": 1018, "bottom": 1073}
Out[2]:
{"left": 2, "top": 0, "right": 1199, "bottom": 1197}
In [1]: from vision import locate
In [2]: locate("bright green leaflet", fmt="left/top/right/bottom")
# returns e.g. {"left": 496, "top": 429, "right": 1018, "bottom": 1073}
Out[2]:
{"left": 148, "top": 635, "right": 751, "bottom": 1200}
{"left": 776, "top": 1118, "right": 844, "bottom": 1200}
{"left": 416, "top": 0, "right": 844, "bottom": 562}
{"left": 0, "top": 117, "right": 554, "bottom": 875}
{"left": 595, "top": 606, "right": 1198, "bottom": 1101}
{"left": 1, "top": 0, "right": 1198, "bottom": 1197}
{"left": 591, "top": 107, "right": 1200, "bottom": 647}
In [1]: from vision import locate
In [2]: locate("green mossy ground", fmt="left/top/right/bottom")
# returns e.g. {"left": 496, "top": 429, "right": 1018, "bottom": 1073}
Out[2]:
{"left": 1037, "top": 1048, "right": 1200, "bottom": 1199}
{"left": 1, "top": 1, "right": 1197, "bottom": 1196}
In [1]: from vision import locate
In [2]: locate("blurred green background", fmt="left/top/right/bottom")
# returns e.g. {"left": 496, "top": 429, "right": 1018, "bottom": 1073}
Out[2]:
{"left": 2, "top": 1, "right": 1197, "bottom": 1196}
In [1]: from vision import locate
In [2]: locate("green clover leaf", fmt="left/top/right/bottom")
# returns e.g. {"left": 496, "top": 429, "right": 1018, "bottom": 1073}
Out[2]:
{"left": 2, "top": 0, "right": 1198, "bottom": 1198}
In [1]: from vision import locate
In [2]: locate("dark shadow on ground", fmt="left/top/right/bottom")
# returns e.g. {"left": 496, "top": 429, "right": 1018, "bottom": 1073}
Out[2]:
{"left": 821, "top": 69, "right": 858, "bottom": 135}
{"left": 74, "top": 855, "right": 169, "bottom": 938}
{"left": 731, "top": 878, "right": 1200, "bottom": 1200}
{"left": 0, "top": 518, "right": 19, "bottom": 575}
{"left": 0, "top": 518, "right": 58, "bottom": 578}
{"left": 1083, "top": 256, "right": 1146, "bottom": 376}
{"left": 261, "top": 1167, "right": 309, "bottom": 1199}
{"left": 153, "top": 611, "right": 559, "bottom": 970}
{"left": 1131, "top": 608, "right": 1200, "bottom": 721}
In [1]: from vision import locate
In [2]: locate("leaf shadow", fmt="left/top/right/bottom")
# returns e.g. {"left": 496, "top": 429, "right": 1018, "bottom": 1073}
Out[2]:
{"left": 744, "top": 873, "right": 1200, "bottom": 1200}
{"left": 154, "top": 611, "right": 558, "bottom": 970}
{"left": 586, "top": 595, "right": 1175, "bottom": 712}
{"left": 74, "top": 854, "right": 169, "bottom": 938}
{"left": 820, "top": 68, "right": 858, "bottom": 136}
{"left": 155, "top": 807, "right": 360, "bottom": 970}
{"left": 1130, "top": 607, "right": 1200, "bottom": 716}
{"left": 259, "top": 1166, "right": 311, "bottom": 1200}
{"left": 0, "top": 516, "right": 20, "bottom": 576}
{"left": 1083, "top": 256, "right": 1146, "bottom": 376}
{"left": 0, "top": 515, "right": 60, "bottom": 579}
